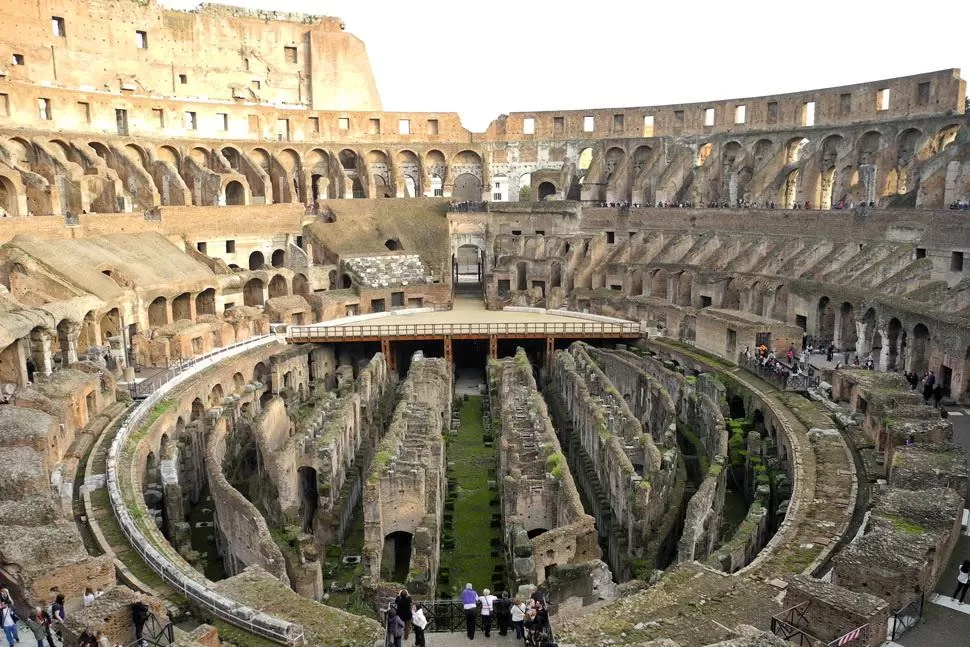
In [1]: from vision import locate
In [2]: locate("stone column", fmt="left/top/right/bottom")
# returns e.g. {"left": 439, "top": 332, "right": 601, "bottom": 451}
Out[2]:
{"left": 29, "top": 329, "right": 54, "bottom": 377}
{"left": 58, "top": 321, "right": 81, "bottom": 366}
{"left": 855, "top": 321, "right": 870, "bottom": 356}
{"left": 877, "top": 329, "right": 890, "bottom": 370}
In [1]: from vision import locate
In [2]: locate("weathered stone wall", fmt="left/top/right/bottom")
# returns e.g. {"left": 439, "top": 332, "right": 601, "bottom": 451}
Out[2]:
{"left": 362, "top": 352, "right": 449, "bottom": 596}
{"left": 489, "top": 349, "right": 604, "bottom": 590}
{"left": 206, "top": 415, "right": 289, "bottom": 583}
{"left": 785, "top": 575, "right": 890, "bottom": 647}
{"left": 549, "top": 342, "right": 678, "bottom": 580}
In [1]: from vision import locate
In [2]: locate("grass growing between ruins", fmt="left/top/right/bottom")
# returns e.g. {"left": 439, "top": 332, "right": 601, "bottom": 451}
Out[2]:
{"left": 439, "top": 395, "right": 505, "bottom": 598}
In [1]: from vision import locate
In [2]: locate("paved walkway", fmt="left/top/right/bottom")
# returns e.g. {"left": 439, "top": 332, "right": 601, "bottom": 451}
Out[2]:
{"left": 330, "top": 297, "right": 600, "bottom": 326}
{"left": 407, "top": 630, "right": 523, "bottom": 647}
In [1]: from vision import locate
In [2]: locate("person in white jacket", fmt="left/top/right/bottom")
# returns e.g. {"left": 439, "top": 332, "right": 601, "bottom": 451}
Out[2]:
{"left": 510, "top": 597, "right": 527, "bottom": 640}
{"left": 411, "top": 604, "right": 428, "bottom": 647}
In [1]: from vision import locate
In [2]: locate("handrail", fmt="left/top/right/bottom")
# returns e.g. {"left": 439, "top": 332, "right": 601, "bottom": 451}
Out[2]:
{"left": 105, "top": 334, "right": 306, "bottom": 646}
{"left": 286, "top": 321, "right": 646, "bottom": 340}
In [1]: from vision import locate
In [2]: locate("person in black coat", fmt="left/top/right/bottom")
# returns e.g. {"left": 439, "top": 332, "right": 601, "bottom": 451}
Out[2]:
{"left": 393, "top": 590, "right": 412, "bottom": 641}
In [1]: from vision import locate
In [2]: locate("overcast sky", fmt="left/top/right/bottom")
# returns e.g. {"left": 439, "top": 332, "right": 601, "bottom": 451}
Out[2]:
{"left": 161, "top": 0, "right": 970, "bottom": 132}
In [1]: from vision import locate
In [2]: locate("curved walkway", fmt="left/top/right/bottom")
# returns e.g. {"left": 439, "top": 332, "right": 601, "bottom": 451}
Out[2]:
{"left": 648, "top": 339, "right": 858, "bottom": 580}
{"left": 105, "top": 335, "right": 305, "bottom": 645}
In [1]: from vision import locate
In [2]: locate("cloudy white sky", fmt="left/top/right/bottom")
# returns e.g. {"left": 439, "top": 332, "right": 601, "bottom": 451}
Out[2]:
{"left": 161, "top": 0, "right": 970, "bottom": 132}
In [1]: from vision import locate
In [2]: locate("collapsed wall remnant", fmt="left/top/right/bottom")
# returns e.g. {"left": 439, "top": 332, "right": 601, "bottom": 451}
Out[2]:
{"left": 489, "top": 348, "right": 613, "bottom": 604}
{"left": 362, "top": 352, "right": 450, "bottom": 596}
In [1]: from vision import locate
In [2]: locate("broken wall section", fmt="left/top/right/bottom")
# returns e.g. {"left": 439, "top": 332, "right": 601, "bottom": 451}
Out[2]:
{"left": 362, "top": 352, "right": 450, "bottom": 597}
{"left": 489, "top": 348, "right": 607, "bottom": 601}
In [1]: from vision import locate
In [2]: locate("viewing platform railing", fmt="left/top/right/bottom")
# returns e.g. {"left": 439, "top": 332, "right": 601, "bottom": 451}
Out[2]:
{"left": 106, "top": 334, "right": 306, "bottom": 646}
{"left": 286, "top": 320, "right": 646, "bottom": 341}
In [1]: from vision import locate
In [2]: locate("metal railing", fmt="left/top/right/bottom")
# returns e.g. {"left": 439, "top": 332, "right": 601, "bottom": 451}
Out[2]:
{"left": 739, "top": 356, "right": 820, "bottom": 392}
{"left": 125, "top": 613, "right": 174, "bottom": 647}
{"left": 286, "top": 320, "right": 645, "bottom": 340}
{"left": 770, "top": 601, "right": 823, "bottom": 646}
{"left": 381, "top": 600, "right": 554, "bottom": 638}
{"left": 106, "top": 334, "right": 306, "bottom": 646}
{"left": 828, "top": 623, "right": 869, "bottom": 647}
{"left": 890, "top": 594, "right": 923, "bottom": 641}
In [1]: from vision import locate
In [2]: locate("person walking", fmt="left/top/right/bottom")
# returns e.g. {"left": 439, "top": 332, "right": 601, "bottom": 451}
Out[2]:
{"left": 460, "top": 583, "right": 479, "bottom": 640}
{"left": 24, "top": 611, "right": 47, "bottom": 647}
{"left": 510, "top": 597, "right": 527, "bottom": 640}
{"left": 394, "top": 590, "right": 412, "bottom": 641}
{"left": 0, "top": 602, "right": 19, "bottom": 647}
{"left": 954, "top": 560, "right": 970, "bottom": 604}
{"left": 411, "top": 604, "right": 427, "bottom": 647}
{"left": 477, "top": 589, "right": 497, "bottom": 638}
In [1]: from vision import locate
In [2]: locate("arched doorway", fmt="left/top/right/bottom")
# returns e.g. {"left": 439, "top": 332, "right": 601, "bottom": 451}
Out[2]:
{"left": 911, "top": 323, "right": 930, "bottom": 374}
{"left": 455, "top": 244, "right": 482, "bottom": 287}
{"left": 293, "top": 274, "right": 309, "bottom": 296}
{"left": 268, "top": 275, "right": 287, "bottom": 299}
{"left": 382, "top": 531, "right": 413, "bottom": 583}
{"left": 248, "top": 251, "right": 265, "bottom": 270}
{"left": 195, "top": 288, "right": 216, "bottom": 316}
{"left": 148, "top": 297, "right": 168, "bottom": 327}
{"left": 0, "top": 176, "right": 19, "bottom": 216}
{"left": 817, "top": 297, "right": 835, "bottom": 346}
{"left": 243, "top": 278, "right": 265, "bottom": 306}
{"left": 225, "top": 181, "right": 245, "bottom": 205}
{"left": 537, "top": 182, "right": 556, "bottom": 201}
{"left": 271, "top": 249, "right": 285, "bottom": 267}
{"left": 452, "top": 173, "right": 482, "bottom": 201}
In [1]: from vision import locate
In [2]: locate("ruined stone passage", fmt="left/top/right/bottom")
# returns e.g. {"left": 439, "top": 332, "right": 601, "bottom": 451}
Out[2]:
{"left": 488, "top": 349, "right": 610, "bottom": 596}
{"left": 362, "top": 352, "right": 451, "bottom": 596}
{"left": 548, "top": 342, "right": 680, "bottom": 580}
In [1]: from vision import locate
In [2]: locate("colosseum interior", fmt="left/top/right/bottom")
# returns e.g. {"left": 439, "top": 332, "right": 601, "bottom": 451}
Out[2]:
{"left": 1, "top": 2, "right": 969, "bottom": 647}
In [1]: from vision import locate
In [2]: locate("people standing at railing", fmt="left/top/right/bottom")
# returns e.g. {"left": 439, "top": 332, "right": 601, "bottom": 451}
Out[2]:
{"left": 477, "top": 589, "right": 497, "bottom": 637}
{"left": 510, "top": 597, "right": 527, "bottom": 640}
{"left": 411, "top": 604, "right": 427, "bottom": 647}
{"left": 493, "top": 592, "right": 512, "bottom": 636}
{"left": 394, "top": 589, "right": 413, "bottom": 640}
{"left": 460, "top": 583, "right": 479, "bottom": 639}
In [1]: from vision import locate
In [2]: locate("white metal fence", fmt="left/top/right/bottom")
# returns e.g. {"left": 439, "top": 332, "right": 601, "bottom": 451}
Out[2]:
{"left": 105, "top": 334, "right": 306, "bottom": 646}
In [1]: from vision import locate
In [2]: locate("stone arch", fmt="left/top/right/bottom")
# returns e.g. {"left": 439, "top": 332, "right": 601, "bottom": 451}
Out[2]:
{"left": 99, "top": 307, "right": 122, "bottom": 345}
{"left": 911, "top": 323, "right": 930, "bottom": 374}
{"left": 249, "top": 251, "right": 265, "bottom": 270}
{"left": 633, "top": 145, "right": 653, "bottom": 171}
{"left": 452, "top": 173, "right": 482, "bottom": 200}
{"left": 537, "top": 181, "right": 556, "bottom": 201}
{"left": 190, "top": 147, "right": 209, "bottom": 168}
{"left": 172, "top": 292, "right": 192, "bottom": 322}
{"left": 253, "top": 362, "right": 270, "bottom": 387}
{"left": 190, "top": 397, "right": 205, "bottom": 422}
{"left": 397, "top": 150, "right": 421, "bottom": 197}
{"left": 785, "top": 137, "right": 810, "bottom": 165}
{"left": 195, "top": 288, "right": 216, "bottom": 316}
{"left": 307, "top": 148, "right": 332, "bottom": 200}
{"left": 771, "top": 284, "right": 789, "bottom": 322}
{"left": 577, "top": 147, "right": 593, "bottom": 177}
{"left": 676, "top": 271, "right": 693, "bottom": 307}
{"left": 148, "top": 296, "right": 168, "bottom": 327}
{"left": 857, "top": 130, "right": 882, "bottom": 164}
{"left": 817, "top": 297, "right": 835, "bottom": 345}
{"left": 244, "top": 278, "right": 265, "bottom": 306}
{"left": 124, "top": 143, "right": 150, "bottom": 168}
{"left": 338, "top": 149, "right": 358, "bottom": 171}
{"left": 932, "top": 124, "right": 961, "bottom": 154}
{"left": 340, "top": 273, "right": 352, "bottom": 289}
{"left": 0, "top": 175, "right": 20, "bottom": 216}
{"left": 158, "top": 145, "right": 181, "bottom": 167}
{"left": 839, "top": 302, "right": 856, "bottom": 350}
{"left": 781, "top": 168, "right": 800, "bottom": 208}
{"left": 695, "top": 143, "right": 713, "bottom": 167}
{"left": 268, "top": 274, "right": 288, "bottom": 299}
{"left": 753, "top": 139, "right": 774, "bottom": 165}
{"left": 87, "top": 141, "right": 110, "bottom": 162}
{"left": 860, "top": 307, "right": 878, "bottom": 355}
{"left": 208, "top": 383, "right": 225, "bottom": 408}
{"left": 293, "top": 273, "right": 309, "bottom": 296}
{"left": 749, "top": 281, "right": 765, "bottom": 316}
{"left": 604, "top": 147, "right": 625, "bottom": 179}
{"left": 271, "top": 249, "right": 285, "bottom": 268}
{"left": 224, "top": 180, "right": 246, "bottom": 205}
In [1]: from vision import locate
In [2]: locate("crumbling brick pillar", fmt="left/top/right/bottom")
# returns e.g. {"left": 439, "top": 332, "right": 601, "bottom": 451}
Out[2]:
{"left": 29, "top": 328, "right": 54, "bottom": 376}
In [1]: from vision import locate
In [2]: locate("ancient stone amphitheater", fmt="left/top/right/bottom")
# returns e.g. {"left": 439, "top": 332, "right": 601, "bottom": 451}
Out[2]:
{"left": 1, "top": 2, "right": 969, "bottom": 647}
